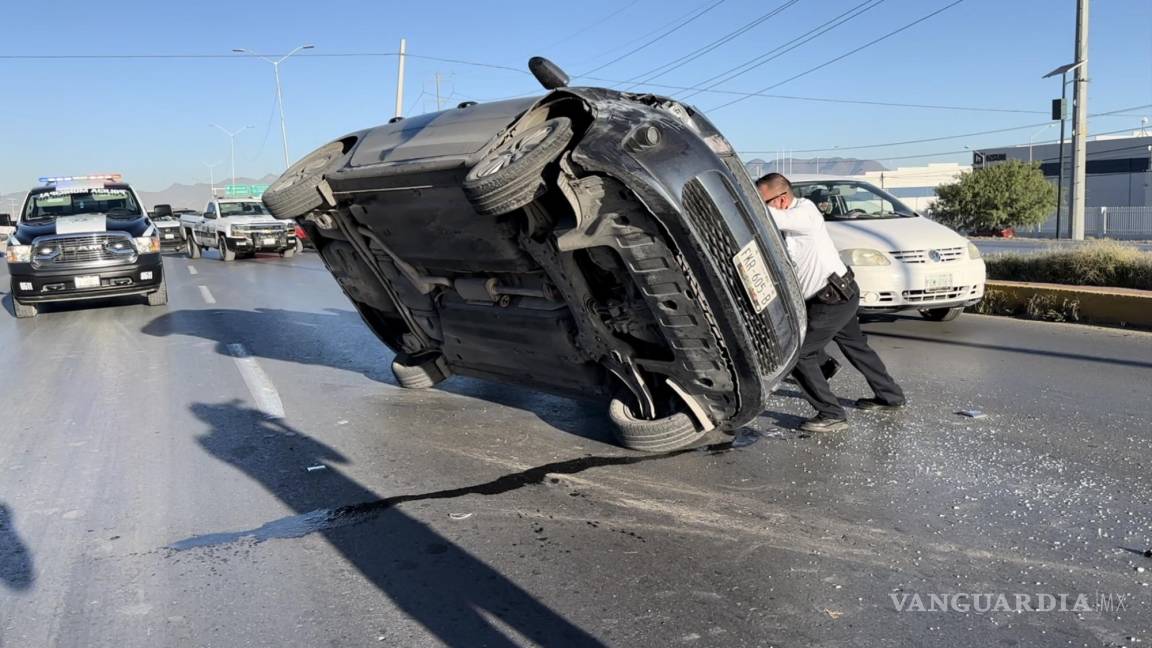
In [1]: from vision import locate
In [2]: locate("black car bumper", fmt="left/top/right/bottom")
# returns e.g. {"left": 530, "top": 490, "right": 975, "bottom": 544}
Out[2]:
{"left": 157, "top": 228, "right": 184, "bottom": 249}
{"left": 9, "top": 254, "right": 164, "bottom": 303}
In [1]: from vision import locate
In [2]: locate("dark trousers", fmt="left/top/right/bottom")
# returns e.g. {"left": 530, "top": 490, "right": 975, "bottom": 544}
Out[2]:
{"left": 792, "top": 288, "right": 905, "bottom": 419}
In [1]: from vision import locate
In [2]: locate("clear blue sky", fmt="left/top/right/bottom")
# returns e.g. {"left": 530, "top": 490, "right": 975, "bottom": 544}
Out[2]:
{"left": 1, "top": 0, "right": 1149, "bottom": 194}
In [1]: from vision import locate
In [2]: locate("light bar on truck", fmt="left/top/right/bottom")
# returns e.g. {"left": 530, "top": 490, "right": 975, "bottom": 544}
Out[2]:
{"left": 38, "top": 173, "right": 123, "bottom": 186}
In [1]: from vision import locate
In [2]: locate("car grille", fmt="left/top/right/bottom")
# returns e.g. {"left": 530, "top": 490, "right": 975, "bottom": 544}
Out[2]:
{"left": 890, "top": 246, "right": 965, "bottom": 264}
{"left": 902, "top": 285, "right": 979, "bottom": 303}
{"left": 45, "top": 233, "right": 134, "bottom": 266}
{"left": 681, "top": 179, "right": 782, "bottom": 373}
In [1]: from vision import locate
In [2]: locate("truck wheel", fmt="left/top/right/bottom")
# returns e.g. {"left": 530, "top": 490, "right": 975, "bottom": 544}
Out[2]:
{"left": 220, "top": 236, "right": 236, "bottom": 262}
{"left": 11, "top": 296, "right": 37, "bottom": 319}
{"left": 279, "top": 246, "right": 297, "bottom": 259}
{"left": 462, "top": 117, "right": 573, "bottom": 216}
{"left": 262, "top": 141, "right": 345, "bottom": 219}
{"left": 147, "top": 279, "right": 168, "bottom": 306}
{"left": 185, "top": 231, "right": 201, "bottom": 258}
{"left": 391, "top": 352, "right": 448, "bottom": 389}
{"left": 608, "top": 397, "right": 706, "bottom": 453}
{"left": 920, "top": 306, "right": 963, "bottom": 322}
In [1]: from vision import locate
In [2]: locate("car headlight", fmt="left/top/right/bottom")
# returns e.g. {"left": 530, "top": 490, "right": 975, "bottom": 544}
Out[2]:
{"left": 6, "top": 244, "right": 31, "bottom": 263}
{"left": 839, "top": 248, "right": 890, "bottom": 266}
{"left": 967, "top": 242, "right": 982, "bottom": 259}
{"left": 133, "top": 236, "right": 161, "bottom": 253}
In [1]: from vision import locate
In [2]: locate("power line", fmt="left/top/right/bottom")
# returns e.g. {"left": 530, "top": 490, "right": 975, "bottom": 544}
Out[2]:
{"left": 676, "top": 0, "right": 886, "bottom": 100}
{"left": 740, "top": 112, "right": 1152, "bottom": 155}
{"left": 536, "top": 0, "right": 643, "bottom": 52}
{"left": 618, "top": 0, "right": 801, "bottom": 89}
{"left": 578, "top": 0, "right": 729, "bottom": 76}
{"left": 708, "top": 0, "right": 967, "bottom": 112}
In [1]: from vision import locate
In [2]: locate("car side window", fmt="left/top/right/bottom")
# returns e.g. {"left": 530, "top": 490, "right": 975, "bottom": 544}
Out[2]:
{"left": 204, "top": 203, "right": 217, "bottom": 219}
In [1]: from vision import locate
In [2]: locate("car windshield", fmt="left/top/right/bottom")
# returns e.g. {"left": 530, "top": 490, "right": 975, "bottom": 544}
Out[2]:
{"left": 24, "top": 188, "right": 143, "bottom": 222}
{"left": 219, "top": 202, "right": 269, "bottom": 217}
{"left": 793, "top": 182, "right": 915, "bottom": 221}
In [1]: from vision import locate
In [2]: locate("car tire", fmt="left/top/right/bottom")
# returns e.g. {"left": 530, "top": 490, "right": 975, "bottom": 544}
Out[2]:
{"left": 220, "top": 236, "right": 236, "bottom": 262}
{"left": 262, "top": 141, "right": 345, "bottom": 219}
{"left": 920, "top": 306, "right": 963, "bottom": 322}
{"left": 185, "top": 231, "right": 201, "bottom": 258}
{"left": 147, "top": 279, "right": 168, "bottom": 306}
{"left": 608, "top": 397, "right": 706, "bottom": 453}
{"left": 279, "top": 246, "right": 297, "bottom": 259}
{"left": 462, "top": 117, "right": 573, "bottom": 216}
{"left": 391, "top": 352, "right": 448, "bottom": 389}
{"left": 11, "top": 296, "right": 37, "bottom": 319}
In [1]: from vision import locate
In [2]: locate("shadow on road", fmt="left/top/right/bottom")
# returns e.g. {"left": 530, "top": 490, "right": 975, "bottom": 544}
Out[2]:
{"left": 179, "top": 400, "right": 615, "bottom": 647}
{"left": 141, "top": 307, "right": 398, "bottom": 384}
{"left": 142, "top": 307, "right": 796, "bottom": 445}
{"left": 0, "top": 502, "right": 35, "bottom": 591}
{"left": 866, "top": 330, "right": 1152, "bottom": 369}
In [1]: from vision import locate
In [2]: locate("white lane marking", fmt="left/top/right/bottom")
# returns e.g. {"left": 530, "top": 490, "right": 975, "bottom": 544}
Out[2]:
{"left": 198, "top": 285, "right": 216, "bottom": 304}
{"left": 188, "top": 266, "right": 198, "bottom": 275}
{"left": 226, "top": 343, "right": 285, "bottom": 419}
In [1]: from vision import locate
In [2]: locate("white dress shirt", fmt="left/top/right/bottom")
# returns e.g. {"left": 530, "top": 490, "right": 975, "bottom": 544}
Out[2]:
{"left": 767, "top": 195, "right": 848, "bottom": 300}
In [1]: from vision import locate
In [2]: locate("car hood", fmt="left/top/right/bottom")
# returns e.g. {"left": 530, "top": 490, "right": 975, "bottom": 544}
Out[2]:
{"left": 826, "top": 216, "right": 970, "bottom": 252}
{"left": 13, "top": 213, "right": 150, "bottom": 244}
{"left": 226, "top": 216, "right": 283, "bottom": 226}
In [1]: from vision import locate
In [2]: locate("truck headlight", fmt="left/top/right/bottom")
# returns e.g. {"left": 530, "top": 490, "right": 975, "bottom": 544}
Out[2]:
{"left": 6, "top": 245, "right": 32, "bottom": 263}
{"left": 839, "top": 248, "right": 890, "bottom": 266}
{"left": 967, "top": 242, "right": 982, "bottom": 259}
{"left": 133, "top": 236, "right": 161, "bottom": 253}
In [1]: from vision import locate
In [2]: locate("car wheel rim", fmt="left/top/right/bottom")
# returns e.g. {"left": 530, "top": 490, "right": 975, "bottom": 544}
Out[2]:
{"left": 475, "top": 122, "right": 555, "bottom": 178}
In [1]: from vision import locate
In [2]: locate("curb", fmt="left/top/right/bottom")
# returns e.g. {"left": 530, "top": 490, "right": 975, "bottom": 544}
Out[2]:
{"left": 983, "top": 280, "right": 1152, "bottom": 328}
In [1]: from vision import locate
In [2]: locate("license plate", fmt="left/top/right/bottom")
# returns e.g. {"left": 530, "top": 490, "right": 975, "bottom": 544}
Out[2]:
{"left": 925, "top": 273, "right": 953, "bottom": 292}
{"left": 74, "top": 275, "right": 100, "bottom": 289}
{"left": 732, "top": 240, "right": 777, "bottom": 313}
{"left": 163, "top": 233, "right": 175, "bottom": 239}
{"left": 262, "top": 237, "right": 276, "bottom": 246}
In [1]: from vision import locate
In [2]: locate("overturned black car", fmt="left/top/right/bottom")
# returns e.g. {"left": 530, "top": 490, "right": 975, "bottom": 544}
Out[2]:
{"left": 263, "top": 59, "right": 805, "bottom": 451}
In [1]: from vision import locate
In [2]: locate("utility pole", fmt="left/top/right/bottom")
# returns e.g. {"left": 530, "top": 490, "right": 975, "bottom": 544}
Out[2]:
{"left": 202, "top": 161, "right": 222, "bottom": 197}
{"left": 434, "top": 72, "right": 443, "bottom": 110}
{"left": 394, "top": 38, "right": 407, "bottom": 118}
{"left": 1069, "top": 0, "right": 1090, "bottom": 240}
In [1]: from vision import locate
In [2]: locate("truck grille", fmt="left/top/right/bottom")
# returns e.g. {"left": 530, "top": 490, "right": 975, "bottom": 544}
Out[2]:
{"left": 681, "top": 179, "right": 783, "bottom": 373}
{"left": 38, "top": 233, "right": 135, "bottom": 267}
{"left": 890, "top": 246, "right": 965, "bottom": 264}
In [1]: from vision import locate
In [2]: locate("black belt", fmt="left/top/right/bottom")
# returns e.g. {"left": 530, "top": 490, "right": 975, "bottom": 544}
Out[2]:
{"left": 807, "top": 268, "right": 856, "bottom": 305}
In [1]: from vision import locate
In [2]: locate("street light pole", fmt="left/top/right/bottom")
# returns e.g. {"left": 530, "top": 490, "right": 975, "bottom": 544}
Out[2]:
{"left": 1028, "top": 124, "right": 1054, "bottom": 163}
{"left": 1043, "top": 61, "right": 1084, "bottom": 241}
{"left": 210, "top": 123, "right": 252, "bottom": 188}
{"left": 233, "top": 44, "right": 315, "bottom": 169}
{"left": 202, "top": 161, "right": 222, "bottom": 196}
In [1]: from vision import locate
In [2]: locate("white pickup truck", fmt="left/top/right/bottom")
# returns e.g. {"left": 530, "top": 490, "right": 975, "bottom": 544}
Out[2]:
{"left": 180, "top": 197, "right": 298, "bottom": 261}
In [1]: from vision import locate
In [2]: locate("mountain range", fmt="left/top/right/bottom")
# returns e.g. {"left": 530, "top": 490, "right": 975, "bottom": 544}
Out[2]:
{"left": 0, "top": 175, "right": 280, "bottom": 215}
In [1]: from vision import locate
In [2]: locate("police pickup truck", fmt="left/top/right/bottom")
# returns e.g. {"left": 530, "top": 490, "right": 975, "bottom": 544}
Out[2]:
{"left": 181, "top": 194, "right": 297, "bottom": 261}
{"left": 5, "top": 174, "right": 166, "bottom": 318}
{"left": 149, "top": 204, "right": 185, "bottom": 250}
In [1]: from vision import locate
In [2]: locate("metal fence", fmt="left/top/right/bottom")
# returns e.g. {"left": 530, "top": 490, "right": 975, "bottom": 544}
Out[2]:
{"left": 1028, "top": 206, "right": 1152, "bottom": 239}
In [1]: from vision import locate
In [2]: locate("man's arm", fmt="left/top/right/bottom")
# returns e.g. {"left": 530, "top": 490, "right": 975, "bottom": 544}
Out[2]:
{"left": 768, "top": 199, "right": 823, "bottom": 236}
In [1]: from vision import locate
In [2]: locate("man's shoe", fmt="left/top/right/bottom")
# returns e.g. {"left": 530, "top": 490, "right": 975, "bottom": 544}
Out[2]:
{"left": 820, "top": 357, "right": 842, "bottom": 381}
{"left": 799, "top": 414, "right": 849, "bottom": 433}
{"left": 855, "top": 398, "right": 905, "bottom": 411}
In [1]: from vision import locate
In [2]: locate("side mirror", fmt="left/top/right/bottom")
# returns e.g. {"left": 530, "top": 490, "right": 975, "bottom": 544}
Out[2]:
{"left": 529, "top": 57, "right": 569, "bottom": 90}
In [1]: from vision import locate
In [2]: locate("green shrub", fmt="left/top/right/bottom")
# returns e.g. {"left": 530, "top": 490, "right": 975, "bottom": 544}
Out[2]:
{"left": 968, "top": 288, "right": 1080, "bottom": 323}
{"left": 984, "top": 241, "right": 1152, "bottom": 290}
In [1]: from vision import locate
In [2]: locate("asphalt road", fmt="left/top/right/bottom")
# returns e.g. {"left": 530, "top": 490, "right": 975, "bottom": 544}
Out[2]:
{"left": 1, "top": 249, "right": 1149, "bottom": 648}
